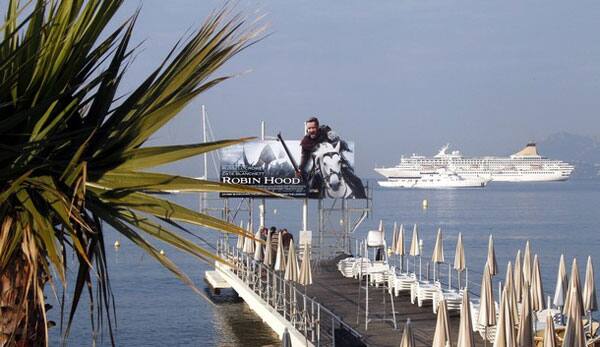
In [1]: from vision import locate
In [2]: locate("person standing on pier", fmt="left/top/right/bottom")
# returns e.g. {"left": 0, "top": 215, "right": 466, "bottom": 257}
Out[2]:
{"left": 269, "top": 226, "right": 279, "bottom": 264}
{"left": 281, "top": 228, "right": 293, "bottom": 249}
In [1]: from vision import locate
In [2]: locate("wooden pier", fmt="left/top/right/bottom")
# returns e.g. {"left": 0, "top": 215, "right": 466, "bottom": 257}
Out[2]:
{"left": 306, "top": 257, "right": 485, "bottom": 347}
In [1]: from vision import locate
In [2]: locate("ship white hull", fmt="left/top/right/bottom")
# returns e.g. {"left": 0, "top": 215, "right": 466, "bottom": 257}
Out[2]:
{"left": 378, "top": 169, "right": 490, "bottom": 189}
{"left": 378, "top": 179, "right": 488, "bottom": 189}
{"left": 459, "top": 173, "right": 569, "bottom": 182}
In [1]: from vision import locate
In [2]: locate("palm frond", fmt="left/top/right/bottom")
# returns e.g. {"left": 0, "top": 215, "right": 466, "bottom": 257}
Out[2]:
{"left": 0, "top": 1, "right": 267, "bottom": 345}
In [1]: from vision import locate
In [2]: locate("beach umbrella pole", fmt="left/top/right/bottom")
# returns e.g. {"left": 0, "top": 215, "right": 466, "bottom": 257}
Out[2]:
{"left": 356, "top": 268, "right": 361, "bottom": 324}
{"left": 401, "top": 255, "right": 404, "bottom": 272}
{"left": 283, "top": 277, "right": 287, "bottom": 319}
{"left": 484, "top": 326, "right": 488, "bottom": 347}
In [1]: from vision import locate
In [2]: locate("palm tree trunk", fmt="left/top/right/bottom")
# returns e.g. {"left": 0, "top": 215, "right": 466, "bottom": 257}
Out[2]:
{"left": 0, "top": 254, "right": 46, "bottom": 347}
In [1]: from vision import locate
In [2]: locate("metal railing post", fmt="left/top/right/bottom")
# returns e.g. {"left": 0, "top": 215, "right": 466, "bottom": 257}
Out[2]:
{"left": 317, "top": 303, "right": 321, "bottom": 347}
{"left": 303, "top": 294, "right": 308, "bottom": 336}
{"left": 331, "top": 317, "right": 335, "bottom": 346}
{"left": 266, "top": 268, "right": 270, "bottom": 305}
{"left": 283, "top": 277, "right": 287, "bottom": 317}
{"left": 311, "top": 298, "right": 315, "bottom": 342}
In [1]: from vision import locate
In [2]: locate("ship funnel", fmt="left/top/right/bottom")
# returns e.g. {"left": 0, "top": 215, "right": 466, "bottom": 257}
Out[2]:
{"left": 512, "top": 143, "right": 539, "bottom": 157}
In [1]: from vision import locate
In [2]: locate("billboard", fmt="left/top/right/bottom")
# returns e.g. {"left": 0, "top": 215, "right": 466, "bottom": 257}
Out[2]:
{"left": 220, "top": 139, "right": 366, "bottom": 199}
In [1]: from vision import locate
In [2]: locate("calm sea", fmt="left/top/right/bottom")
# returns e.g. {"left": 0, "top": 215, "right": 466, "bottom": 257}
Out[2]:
{"left": 48, "top": 178, "right": 600, "bottom": 346}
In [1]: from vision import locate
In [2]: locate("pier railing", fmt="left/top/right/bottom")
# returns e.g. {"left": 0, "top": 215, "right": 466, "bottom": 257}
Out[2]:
{"left": 216, "top": 240, "right": 364, "bottom": 347}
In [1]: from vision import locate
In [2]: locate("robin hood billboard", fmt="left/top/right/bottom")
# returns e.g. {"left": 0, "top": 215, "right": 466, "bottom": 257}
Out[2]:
{"left": 219, "top": 138, "right": 366, "bottom": 199}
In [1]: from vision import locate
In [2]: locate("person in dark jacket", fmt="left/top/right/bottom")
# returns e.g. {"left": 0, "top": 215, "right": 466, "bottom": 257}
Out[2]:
{"left": 281, "top": 228, "right": 293, "bottom": 249}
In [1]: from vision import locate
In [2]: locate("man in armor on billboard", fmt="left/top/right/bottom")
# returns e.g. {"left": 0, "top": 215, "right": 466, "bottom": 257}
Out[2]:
{"left": 296, "top": 117, "right": 366, "bottom": 199}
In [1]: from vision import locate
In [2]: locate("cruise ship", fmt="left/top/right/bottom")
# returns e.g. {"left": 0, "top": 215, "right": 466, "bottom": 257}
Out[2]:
{"left": 375, "top": 143, "right": 574, "bottom": 183}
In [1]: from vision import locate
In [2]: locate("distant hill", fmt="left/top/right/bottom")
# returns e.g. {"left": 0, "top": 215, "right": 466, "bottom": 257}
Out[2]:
{"left": 538, "top": 132, "right": 600, "bottom": 178}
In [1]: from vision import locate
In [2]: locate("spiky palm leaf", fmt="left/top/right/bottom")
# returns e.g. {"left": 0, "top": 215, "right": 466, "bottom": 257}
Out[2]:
{"left": 0, "top": 1, "right": 266, "bottom": 345}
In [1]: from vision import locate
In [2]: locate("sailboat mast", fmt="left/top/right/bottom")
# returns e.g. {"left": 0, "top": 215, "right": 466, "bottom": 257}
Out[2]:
{"left": 202, "top": 105, "right": 208, "bottom": 180}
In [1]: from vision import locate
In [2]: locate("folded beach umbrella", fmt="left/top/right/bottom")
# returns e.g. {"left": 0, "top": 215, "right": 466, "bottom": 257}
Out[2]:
{"left": 583, "top": 255, "right": 597, "bottom": 314}
{"left": 530, "top": 254, "right": 546, "bottom": 312}
{"left": 523, "top": 241, "right": 532, "bottom": 285}
{"left": 243, "top": 224, "right": 255, "bottom": 254}
{"left": 253, "top": 230, "right": 263, "bottom": 261}
{"left": 454, "top": 232, "right": 466, "bottom": 289}
{"left": 263, "top": 232, "right": 273, "bottom": 267}
{"left": 563, "top": 258, "right": 584, "bottom": 318}
{"left": 478, "top": 263, "right": 497, "bottom": 332}
{"left": 409, "top": 224, "right": 420, "bottom": 256}
{"left": 432, "top": 228, "right": 445, "bottom": 263}
{"left": 432, "top": 228, "right": 445, "bottom": 281}
{"left": 399, "top": 319, "right": 416, "bottom": 347}
{"left": 504, "top": 262, "right": 519, "bottom": 325}
{"left": 236, "top": 220, "right": 245, "bottom": 250}
{"left": 378, "top": 219, "right": 384, "bottom": 232}
{"left": 487, "top": 235, "right": 498, "bottom": 276}
{"left": 514, "top": 250, "right": 524, "bottom": 303}
{"left": 284, "top": 239, "right": 299, "bottom": 282}
{"left": 432, "top": 299, "right": 451, "bottom": 347}
{"left": 543, "top": 310, "right": 556, "bottom": 347}
{"left": 298, "top": 245, "right": 312, "bottom": 286}
{"left": 409, "top": 224, "right": 420, "bottom": 276}
{"left": 517, "top": 282, "right": 534, "bottom": 347}
{"left": 553, "top": 254, "right": 568, "bottom": 309}
{"left": 457, "top": 291, "right": 475, "bottom": 347}
{"left": 563, "top": 286, "right": 586, "bottom": 347}
{"left": 494, "top": 286, "right": 517, "bottom": 347}
{"left": 274, "top": 234, "right": 286, "bottom": 272}
{"left": 396, "top": 224, "right": 406, "bottom": 271}
{"left": 395, "top": 224, "right": 405, "bottom": 256}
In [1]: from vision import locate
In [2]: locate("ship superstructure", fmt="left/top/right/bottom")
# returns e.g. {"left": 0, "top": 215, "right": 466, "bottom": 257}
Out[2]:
{"left": 375, "top": 143, "right": 574, "bottom": 183}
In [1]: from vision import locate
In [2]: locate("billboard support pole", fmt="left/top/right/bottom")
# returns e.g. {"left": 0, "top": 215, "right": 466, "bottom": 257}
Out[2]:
{"left": 318, "top": 199, "right": 323, "bottom": 260}
{"left": 302, "top": 198, "right": 308, "bottom": 232}
{"left": 248, "top": 198, "right": 253, "bottom": 232}
{"left": 259, "top": 121, "right": 266, "bottom": 228}
{"left": 342, "top": 198, "right": 348, "bottom": 254}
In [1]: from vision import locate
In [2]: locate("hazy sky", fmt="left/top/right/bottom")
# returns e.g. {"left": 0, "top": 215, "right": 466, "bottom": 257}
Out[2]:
{"left": 117, "top": 1, "right": 600, "bottom": 175}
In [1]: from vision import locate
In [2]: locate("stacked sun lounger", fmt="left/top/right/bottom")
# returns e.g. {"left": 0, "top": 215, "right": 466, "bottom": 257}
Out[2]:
{"left": 411, "top": 280, "right": 441, "bottom": 307}
{"left": 387, "top": 269, "right": 417, "bottom": 297}
{"left": 337, "top": 257, "right": 366, "bottom": 278}
{"left": 433, "top": 287, "right": 463, "bottom": 313}
{"left": 367, "top": 262, "right": 389, "bottom": 286}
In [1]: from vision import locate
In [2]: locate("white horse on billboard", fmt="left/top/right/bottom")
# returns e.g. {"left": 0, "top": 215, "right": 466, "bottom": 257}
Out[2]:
{"left": 310, "top": 142, "right": 357, "bottom": 199}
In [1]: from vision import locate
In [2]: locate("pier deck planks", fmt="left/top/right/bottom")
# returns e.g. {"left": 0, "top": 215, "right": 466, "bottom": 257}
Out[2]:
{"left": 306, "top": 258, "right": 485, "bottom": 347}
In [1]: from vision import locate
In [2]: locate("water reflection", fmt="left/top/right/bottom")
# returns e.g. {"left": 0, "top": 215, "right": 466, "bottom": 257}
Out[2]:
{"left": 207, "top": 288, "right": 280, "bottom": 346}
